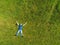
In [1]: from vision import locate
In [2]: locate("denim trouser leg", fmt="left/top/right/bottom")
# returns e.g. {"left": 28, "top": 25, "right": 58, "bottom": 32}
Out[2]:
{"left": 16, "top": 30, "right": 23, "bottom": 36}
{"left": 20, "top": 30, "right": 23, "bottom": 36}
{"left": 16, "top": 30, "right": 20, "bottom": 36}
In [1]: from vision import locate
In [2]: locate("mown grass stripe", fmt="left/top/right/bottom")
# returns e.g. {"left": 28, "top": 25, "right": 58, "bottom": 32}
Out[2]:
{"left": 45, "top": 0, "right": 58, "bottom": 23}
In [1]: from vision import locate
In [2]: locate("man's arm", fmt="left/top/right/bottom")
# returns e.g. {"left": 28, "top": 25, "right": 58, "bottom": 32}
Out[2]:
{"left": 23, "top": 22, "right": 27, "bottom": 26}
{"left": 16, "top": 21, "right": 19, "bottom": 26}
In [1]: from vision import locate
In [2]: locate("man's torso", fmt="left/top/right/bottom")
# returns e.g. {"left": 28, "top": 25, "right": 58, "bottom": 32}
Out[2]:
{"left": 18, "top": 24, "right": 23, "bottom": 30}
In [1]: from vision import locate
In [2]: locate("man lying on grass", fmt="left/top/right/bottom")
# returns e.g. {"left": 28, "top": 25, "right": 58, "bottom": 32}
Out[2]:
{"left": 15, "top": 21, "right": 27, "bottom": 37}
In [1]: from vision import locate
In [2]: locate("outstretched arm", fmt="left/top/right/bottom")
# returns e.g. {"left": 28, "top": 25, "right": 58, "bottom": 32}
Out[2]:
{"left": 16, "top": 21, "right": 19, "bottom": 26}
{"left": 23, "top": 22, "right": 27, "bottom": 26}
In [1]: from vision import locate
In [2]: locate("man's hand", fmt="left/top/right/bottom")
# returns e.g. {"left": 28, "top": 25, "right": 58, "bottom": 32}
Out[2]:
{"left": 16, "top": 21, "right": 19, "bottom": 26}
{"left": 23, "top": 22, "right": 27, "bottom": 26}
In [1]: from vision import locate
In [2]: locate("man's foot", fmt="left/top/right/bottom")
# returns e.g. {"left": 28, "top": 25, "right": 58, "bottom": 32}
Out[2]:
{"left": 21, "top": 35, "right": 23, "bottom": 37}
{"left": 15, "top": 35, "right": 17, "bottom": 36}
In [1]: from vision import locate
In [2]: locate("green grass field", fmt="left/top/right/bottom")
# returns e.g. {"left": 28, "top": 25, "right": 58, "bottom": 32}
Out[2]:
{"left": 0, "top": 0, "right": 60, "bottom": 45}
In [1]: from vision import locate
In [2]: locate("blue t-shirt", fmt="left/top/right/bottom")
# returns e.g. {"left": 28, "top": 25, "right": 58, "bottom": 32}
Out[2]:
{"left": 18, "top": 24, "right": 23, "bottom": 30}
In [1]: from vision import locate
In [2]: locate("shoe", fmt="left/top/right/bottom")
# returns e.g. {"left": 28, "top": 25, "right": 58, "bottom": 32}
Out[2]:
{"left": 15, "top": 35, "right": 17, "bottom": 36}
{"left": 21, "top": 36, "right": 23, "bottom": 37}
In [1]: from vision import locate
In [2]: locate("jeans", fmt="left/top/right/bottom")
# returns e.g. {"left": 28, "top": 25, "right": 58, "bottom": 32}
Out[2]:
{"left": 16, "top": 30, "right": 23, "bottom": 36}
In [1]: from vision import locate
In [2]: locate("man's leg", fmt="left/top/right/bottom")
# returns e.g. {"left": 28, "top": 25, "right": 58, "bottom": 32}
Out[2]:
{"left": 20, "top": 30, "right": 23, "bottom": 37}
{"left": 16, "top": 30, "right": 20, "bottom": 36}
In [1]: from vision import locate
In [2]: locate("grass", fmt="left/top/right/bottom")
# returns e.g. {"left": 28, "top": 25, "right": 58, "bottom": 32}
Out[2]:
{"left": 0, "top": 0, "right": 60, "bottom": 45}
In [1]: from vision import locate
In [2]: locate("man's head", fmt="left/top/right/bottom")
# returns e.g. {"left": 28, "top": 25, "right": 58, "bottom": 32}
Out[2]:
{"left": 20, "top": 24, "right": 22, "bottom": 25}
